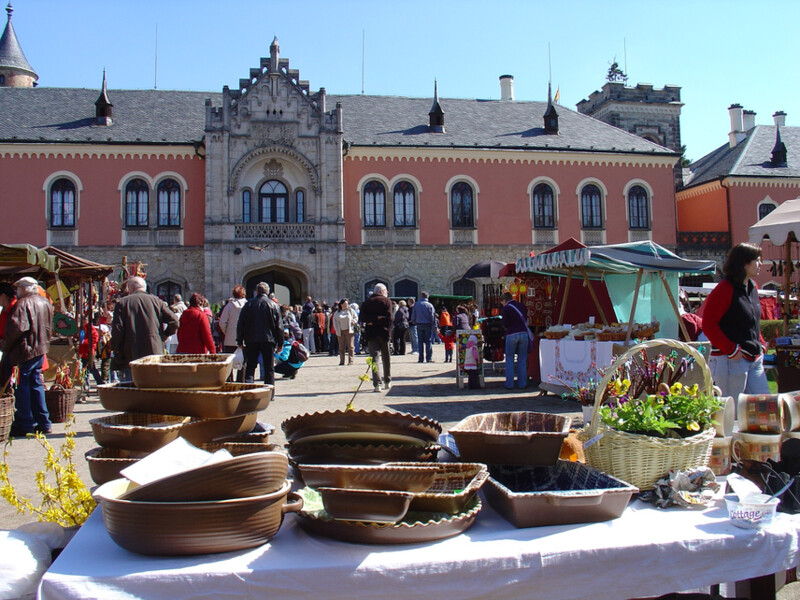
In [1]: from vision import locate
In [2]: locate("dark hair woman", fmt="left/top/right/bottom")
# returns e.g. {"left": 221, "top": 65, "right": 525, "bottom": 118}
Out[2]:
{"left": 702, "top": 242, "right": 767, "bottom": 399}
{"left": 177, "top": 293, "right": 216, "bottom": 354}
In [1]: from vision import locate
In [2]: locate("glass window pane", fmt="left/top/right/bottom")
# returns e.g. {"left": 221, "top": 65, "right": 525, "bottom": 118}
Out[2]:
{"left": 581, "top": 184, "right": 602, "bottom": 229}
{"left": 364, "top": 181, "right": 385, "bottom": 227}
{"left": 533, "top": 183, "right": 554, "bottom": 229}
{"left": 451, "top": 182, "right": 473, "bottom": 228}
{"left": 242, "top": 190, "right": 251, "bottom": 223}
{"left": 296, "top": 190, "right": 304, "bottom": 222}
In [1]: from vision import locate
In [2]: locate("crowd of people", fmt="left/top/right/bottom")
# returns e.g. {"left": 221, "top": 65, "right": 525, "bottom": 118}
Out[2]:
{"left": 0, "top": 272, "right": 500, "bottom": 437}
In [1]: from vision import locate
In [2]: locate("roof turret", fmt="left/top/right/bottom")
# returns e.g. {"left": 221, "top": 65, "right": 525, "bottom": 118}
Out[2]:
{"left": 0, "top": 3, "right": 37, "bottom": 86}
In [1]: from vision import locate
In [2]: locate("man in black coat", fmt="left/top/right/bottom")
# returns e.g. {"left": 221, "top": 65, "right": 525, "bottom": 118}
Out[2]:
{"left": 358, "top": 283, "right": 393, "bottom": 392}
{"left": 237, "top": 282, "right": 284, "bottom": 385}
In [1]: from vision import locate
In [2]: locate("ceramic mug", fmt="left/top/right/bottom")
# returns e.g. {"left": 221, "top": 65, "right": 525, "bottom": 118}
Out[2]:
{"left": 781, "top": 392, "right": 800, "bottom": 432}
{"left": 712, "top": 396, "right": 735, "bottom": 438}
{"left": 737, "top": 393, "right": 784, "bottom": 434}
{"left": 732, "top": 432, "right": 782, "bottom": 463}
{"left": 709, "top": 436, "right": 733, "bottom": 476}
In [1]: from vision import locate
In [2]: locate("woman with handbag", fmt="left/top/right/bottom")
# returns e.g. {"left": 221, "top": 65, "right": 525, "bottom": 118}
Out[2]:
{"left": 500, "top": 292, "right": 531, "bottom": 390}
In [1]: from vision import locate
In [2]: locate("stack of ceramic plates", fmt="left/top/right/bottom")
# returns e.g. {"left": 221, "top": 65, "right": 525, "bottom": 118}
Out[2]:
{"left": 85, "top": 354, "right": 275, "bottom": 485}
{"left": 282, "top": 409, "right": 442, "bottom": 465}
{"left": 93, "top": 449, "right": 302, "bottom": 555}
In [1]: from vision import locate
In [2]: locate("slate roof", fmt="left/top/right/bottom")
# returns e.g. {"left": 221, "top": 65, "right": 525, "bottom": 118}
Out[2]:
{"left": 0, "top": 7, "right": 36, "bottom": 77}
{"left": 0, "top": 87, "right": 218, "bottom": 144}
{"left": 684, "top": 125, "right": 800, "bottom": 188}
{"left": 0, "top": 86, "right": 676, "bottom": 156}
{"left": 329, "top": 94, "right": 674, "bottom": 155}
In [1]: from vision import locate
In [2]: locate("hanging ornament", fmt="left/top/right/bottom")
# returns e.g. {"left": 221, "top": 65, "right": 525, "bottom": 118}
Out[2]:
{"left": 509, "top": 283, "right": 519, "bottom": 294}
{"left": 519, "top": 284, "right": 528, "bottom": 294}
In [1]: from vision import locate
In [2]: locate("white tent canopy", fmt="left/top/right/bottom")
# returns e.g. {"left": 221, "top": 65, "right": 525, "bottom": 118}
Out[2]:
{"left": 749, "top": 198, "right": 800, "bottom": 246}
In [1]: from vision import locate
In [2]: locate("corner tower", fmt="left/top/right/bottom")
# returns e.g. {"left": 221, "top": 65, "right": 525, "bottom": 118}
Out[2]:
{"left": 0, "top": 3, "right": 37, "bottom": 87}
{"left": 577, "top": 82, "right": 682, "bottom": 152}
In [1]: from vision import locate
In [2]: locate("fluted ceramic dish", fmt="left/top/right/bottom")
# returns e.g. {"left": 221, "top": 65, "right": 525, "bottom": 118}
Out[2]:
{"left": 297, "top": 464, "right": 439, "bottom": 492}
{"left": 129, "top": 353, "right": 234, "bottom": 389}
{"left": 121, "top": 450, "right": 289, "bottom": 502}
{"left": 97, "top": 382, "right": 273, "bottom": 418}
{"left": 94, "top": 478, "right": 302, "bottom": 556}
{"left": 388, "top": 462, "right": 489, "bottom": 514}
{"left": 288, "top": 441, "right": 440, "bottom": 465}
{"left": 296, "top": 487, "right": 481, "bottom": 544}
{"left": 282, "top": 409, "right": 441, "bottom": 446}
{"left": 84, "top": 447, "right": 150, "bottom": 485}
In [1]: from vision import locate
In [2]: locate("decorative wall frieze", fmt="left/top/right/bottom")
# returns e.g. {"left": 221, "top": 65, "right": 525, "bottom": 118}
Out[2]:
{"left": 0, "top": 143, "right": 198, "bottom": 160}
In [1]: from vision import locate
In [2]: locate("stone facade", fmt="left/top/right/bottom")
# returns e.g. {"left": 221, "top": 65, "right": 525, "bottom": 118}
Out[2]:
{"left": 344, "top": 245, "right": 533, "bottom": 305}
{"left": 203, "top": 39, "right": 345, "bottom": 303}
{"left": 577, "top": 82, "right": 683, "bottom": 153}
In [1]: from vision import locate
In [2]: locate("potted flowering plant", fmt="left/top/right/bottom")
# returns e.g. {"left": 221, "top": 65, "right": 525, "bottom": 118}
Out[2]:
{"left": 598, "top": 380, "right": 722, "bottom": 439}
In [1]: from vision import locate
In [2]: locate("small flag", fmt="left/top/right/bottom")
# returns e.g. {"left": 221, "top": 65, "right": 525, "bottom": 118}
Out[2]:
{"left": 553, "top": 87, "right": 560, "bottom": 104}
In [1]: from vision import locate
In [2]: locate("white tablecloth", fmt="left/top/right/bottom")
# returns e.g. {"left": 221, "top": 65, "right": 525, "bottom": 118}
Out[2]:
{"left": 39, "top": 496, "right": 800, "bottom": 600}
{"left": 539, "top": 339, "right": 618, "bottom": 396}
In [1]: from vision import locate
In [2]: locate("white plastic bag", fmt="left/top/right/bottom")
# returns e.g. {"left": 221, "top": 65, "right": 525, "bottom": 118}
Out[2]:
{"left": 232, "top": 347, "right": 245, "bottom": 370}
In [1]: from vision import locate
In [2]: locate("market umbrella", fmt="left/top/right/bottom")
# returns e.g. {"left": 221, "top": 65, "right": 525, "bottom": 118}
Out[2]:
{"left": 463, "top": 260, "right": 507, "bottom": 280}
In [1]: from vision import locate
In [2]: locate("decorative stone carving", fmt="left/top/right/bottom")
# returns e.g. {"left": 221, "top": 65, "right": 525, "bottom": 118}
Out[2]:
{"left": 264, "top": 159, "right": 284, "bottom": 178}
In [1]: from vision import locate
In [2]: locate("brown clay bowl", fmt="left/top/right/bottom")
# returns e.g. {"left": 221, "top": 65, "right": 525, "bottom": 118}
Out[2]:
{"left": 97, "top": 382, "right": 273, "bottom": 418}
{"left": 121, "top": 450, "right": 289, "bottom": 502}
{"left": 93, "top": 478, "right": 301, "bottom": 556}
{"left": 318, "top": 487, "right": 413, "bottom": 522}
{"left": 84, "top": 447, "right": 150, "bottom": 486}
{"left": 129, "top": 353, "right": 235, "bottom": 390}
{"left": 288, "top": 441, "right": 440, "bottom": 465}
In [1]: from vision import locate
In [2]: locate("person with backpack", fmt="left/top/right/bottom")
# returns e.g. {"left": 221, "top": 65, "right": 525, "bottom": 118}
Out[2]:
{"left": 274, "top": 330, "right": 306, "bottom": 379}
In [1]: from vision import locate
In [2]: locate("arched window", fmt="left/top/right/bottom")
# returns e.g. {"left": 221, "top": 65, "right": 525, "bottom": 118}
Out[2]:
{"left": 363, "top": 278, "right": 388, "bottom": 302}
{"left": 125, "top": 179, "right": 149, "bottom": 227}
{"left": 628, "top": 185, "right": 650, "bottom": 230}
{"left": 451, "top": 181, "right": 474, "bottom": 228}
{"left": 363, "top": 180, "right": 386, "bottom": 227}
{"left": 452, "top": 278, "right": 476, "bottom": 299}
{"left": 242, "top": 190, "right": 252, "bottom": 223}
{"left": 296, "top": 189, "right": 305, "bottom": 223}
{"left": 532, "top": 183, "right": 555, "bottom": 229}
{"left": 759, "top": 202, "right": 777, "bottom": 221}
{"left": 393, "top": 181, "right": 416, "bottom": 227}
{"left": 157, "top": 179, "right": 181, "bottom": 227}
{"left": 580, "top": 184, "right": 603, "bottom": 229}
{"left": 156, "top": 281, "right": 182, "bottom": 303}
{"left": 50, "top": 178, "right": 76, "bottom": 228}
{"left": 394, "top": 279, "right": 418, "bottom": 299}
{"left": 259, "top": 180, "right": 287, "bottom": 223}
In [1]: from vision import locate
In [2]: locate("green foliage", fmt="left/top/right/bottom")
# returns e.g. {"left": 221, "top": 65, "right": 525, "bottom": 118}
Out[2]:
{"left": 345, "top": 357, "right": 378, "bottom": 412}
{"left": 597, "top": 382, "right": 722, "bottom": 438}
{"left": 761, "top": 320, "right": 799, "bottom": 346}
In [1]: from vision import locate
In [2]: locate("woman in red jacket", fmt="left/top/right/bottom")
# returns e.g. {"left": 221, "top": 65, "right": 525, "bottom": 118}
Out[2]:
{"left": 701, "top": 243, "right": 768, "bottom": 399}
{"left": 177, "top": 293, "right": 216, "bottom": 354}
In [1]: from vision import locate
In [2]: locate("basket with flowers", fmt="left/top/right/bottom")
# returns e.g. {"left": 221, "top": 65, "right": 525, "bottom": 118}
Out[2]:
{"left": 580, "top": 339, "right": 721, "bottom": 490}
{"left": 45, "top": 362, "right": 83, "bottom": 423}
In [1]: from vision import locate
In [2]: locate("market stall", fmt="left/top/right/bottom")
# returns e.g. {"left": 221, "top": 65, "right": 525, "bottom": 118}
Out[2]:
{"left": 514, "top": 240, "right": 717, "bottom": 395}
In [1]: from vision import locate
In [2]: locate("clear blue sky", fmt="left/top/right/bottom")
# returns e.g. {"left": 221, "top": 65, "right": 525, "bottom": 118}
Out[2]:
{"left": 11, "top": 0, "right": 800, "bottom": 160}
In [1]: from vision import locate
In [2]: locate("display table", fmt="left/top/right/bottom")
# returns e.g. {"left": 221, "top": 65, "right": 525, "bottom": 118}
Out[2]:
{"left": 538, "top": 339, "right": 619, "bottom": 396}
{"left": 40, "top": 496, "right": 800, "bottom": 600}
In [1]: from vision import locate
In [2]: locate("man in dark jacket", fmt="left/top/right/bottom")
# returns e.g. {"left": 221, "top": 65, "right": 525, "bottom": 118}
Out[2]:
{"left": 237, "top": 282, "right": 284, "bottom": 385}
{"left": 358, "top": 283, "right": 393, "bottom": 392}
{"left": 111, "top": 276, "right": 180, "bottom": 379}
{"left": 5, "top": 276, "right": 54, "bottom": 437}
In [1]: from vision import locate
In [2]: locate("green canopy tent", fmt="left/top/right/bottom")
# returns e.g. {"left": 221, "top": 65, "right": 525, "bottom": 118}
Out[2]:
{"left": 514, "top": 240, "right": 717, "bottom": 341}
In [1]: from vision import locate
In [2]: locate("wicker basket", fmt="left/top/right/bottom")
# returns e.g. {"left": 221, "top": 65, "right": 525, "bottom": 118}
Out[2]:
{"left": 0, "top": 392, "right": 14, "bottom": 443}
{"left": 45, "top": 385, "right": 78, "bottom": 423}
{"left": 580, "top": 338, "right": 715, "bottom": 490}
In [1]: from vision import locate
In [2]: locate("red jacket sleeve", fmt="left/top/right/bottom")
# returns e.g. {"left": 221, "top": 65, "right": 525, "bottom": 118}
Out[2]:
{"left": 701, "top": 281, "right": 737, "bottom": 356}
{"left": 200, "top": 313, "right": 216, "bottom": 354}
